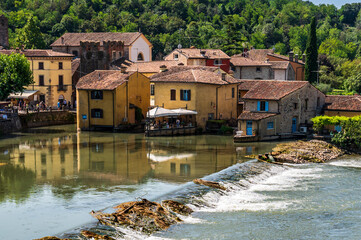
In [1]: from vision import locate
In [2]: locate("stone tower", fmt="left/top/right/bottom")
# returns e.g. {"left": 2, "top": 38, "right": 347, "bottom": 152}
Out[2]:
{"left": 0, "top": 15, "right": 9, "bottom": 49}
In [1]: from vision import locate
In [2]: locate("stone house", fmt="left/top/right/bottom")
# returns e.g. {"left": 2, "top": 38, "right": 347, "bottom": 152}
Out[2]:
{"left": 230, "top": 55, "right": 273, "bottom": 79}
{"left": 235, "top": 80, "right": 325, "bottom": 142}
{"left": 150, "top": 66, "right": 239, "bottom": 129}
{"left": 324, "top": 95, "right": 361, "bottom": 117}
{"left": 51, "top": 32, "right": 152, "bottom": 62}
{"left": 164, "top": 48, "right": 231, "bottom": 73}
{"left": 76, "top": 70, "right": 150, "bottom": 131}
{"left": 270, "top": 61, "right": 295, "bottom": 80}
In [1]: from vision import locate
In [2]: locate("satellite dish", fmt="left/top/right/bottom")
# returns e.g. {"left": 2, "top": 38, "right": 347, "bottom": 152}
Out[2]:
{"left": 178, "top": 44, "right": 182, "bottom": 49}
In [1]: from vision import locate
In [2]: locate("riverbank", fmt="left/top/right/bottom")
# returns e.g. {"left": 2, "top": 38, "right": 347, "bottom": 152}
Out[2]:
{"left": 256, "top": 140, "right": 345, "bottom": 164}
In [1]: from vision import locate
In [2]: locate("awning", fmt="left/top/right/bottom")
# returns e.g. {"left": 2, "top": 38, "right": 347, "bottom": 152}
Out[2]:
{"left": 146, "top": 107, "right": 178, "bottom": 118}
{"left": 172, "top": 108, "right": 198, "bottom": 115}
{"left": 8, "top": 90, "right": 39, "bottom": 99}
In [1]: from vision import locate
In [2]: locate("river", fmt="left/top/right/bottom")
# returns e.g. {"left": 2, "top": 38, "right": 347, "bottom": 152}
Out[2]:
{"left": 0, "top": 125, "right": 360, "bottom": 240}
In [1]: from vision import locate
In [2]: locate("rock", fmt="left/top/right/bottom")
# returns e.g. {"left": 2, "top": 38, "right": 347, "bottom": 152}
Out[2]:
{"left": 161, "top": 200, "right": 193, "bottom": 216}
{"left": 91, "top": 199, "right": 184, "bottom": 234}
{"left": 193, "top": 179, "right": 227, "bottom": 190}
{"left": 80, "top": 230, "right": 115, "bottom": 240}
{"left": 34, "top": 237, "right": 70, "bottom": 240}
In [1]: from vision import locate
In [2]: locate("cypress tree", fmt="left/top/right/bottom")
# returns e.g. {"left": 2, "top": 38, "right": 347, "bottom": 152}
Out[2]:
{"left": 305, "top": 17, "right": 318, "bottom": 83}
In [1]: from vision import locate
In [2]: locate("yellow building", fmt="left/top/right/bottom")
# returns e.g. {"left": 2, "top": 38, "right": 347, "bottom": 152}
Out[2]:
{"left": 150, "top": 66, "right": 239, "bottom": 129}
{"left": 0, "top": 49, "right": 74, "bottom": 107}
{"left": 76, "top": 70, "right": 150, "bottom": 130}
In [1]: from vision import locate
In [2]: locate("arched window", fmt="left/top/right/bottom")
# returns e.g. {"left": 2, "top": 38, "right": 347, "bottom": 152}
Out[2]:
{"left": 137, "top": 52, "right": 144, "bottom": 61}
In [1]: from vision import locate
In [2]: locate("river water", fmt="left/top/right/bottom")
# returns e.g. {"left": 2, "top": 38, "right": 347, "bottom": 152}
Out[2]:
{"left": 0, "top": 125, "right": 360, "bottom": 240}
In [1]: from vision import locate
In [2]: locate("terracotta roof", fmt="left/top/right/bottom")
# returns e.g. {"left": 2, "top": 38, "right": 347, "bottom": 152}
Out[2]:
{"left": 0, "top": 49, "right": 74, "bottom": 57}
{"left": 127, "top": 60, "right": 179, "bottom": 73}
{"left": 238, "top": 111, "right": 278, "bottom": 120}
{"left": 270, "top": 61, "right": 290, "bottom": 70}
{"left": 151, "top": 65, "right": 218, "bottom": 79}
{"left": 247, "top": 49, "right": 274, "bottom": 61}
{"left": 76, "top": 70, "right": 131, "bottom": 90}
{"left": 151, "top": 66, "right": 239, "bottom": 85}
{"left": 231, "top": 56, "right": 271, "bottom": 67}
{"left": 267, "top": 53, "right": 305, "bottom": 65}
{"left": 240, "top": 80, "right": 308, "bottom": 100}
{"left": 51, "top": 32, "right": 142, "bottom": 47}
{"left": 170, "top": 48, "right": 230, "bottom": 59}
{"left": 325, "top": 95, "right": 361, "bottom": 112}
{"left": 72, "top": 58, "right": 80, "bottom": 75}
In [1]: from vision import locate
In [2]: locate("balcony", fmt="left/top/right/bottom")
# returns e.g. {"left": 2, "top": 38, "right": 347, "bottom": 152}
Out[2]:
{"left": 57, "top": 85, "right": 68, "bottom": 92}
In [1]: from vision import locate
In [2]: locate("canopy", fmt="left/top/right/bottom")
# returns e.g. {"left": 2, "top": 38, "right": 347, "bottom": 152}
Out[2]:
{"left": 8, "top": 90, "right": 39, "bottom": 99}
{"left": 146, "top": 107, "right": 178, "bottom": 118}
{"left": 172, "top": 108, "right": 198, "bottom": 115}
{"left": 146, "top": 107, "right": 198, "bottom": 118}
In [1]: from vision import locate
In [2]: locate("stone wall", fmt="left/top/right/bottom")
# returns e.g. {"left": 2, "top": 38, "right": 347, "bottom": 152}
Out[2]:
{"left": 0, "top": 113, "right": 22, "bottom": 135}
{"left": 19, "top": 111, "right": 76, "bottom": 128}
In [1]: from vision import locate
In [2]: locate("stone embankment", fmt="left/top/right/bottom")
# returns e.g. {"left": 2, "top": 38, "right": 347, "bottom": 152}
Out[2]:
{"left": 256, "top": 140, "right": 344, "bottom": 164}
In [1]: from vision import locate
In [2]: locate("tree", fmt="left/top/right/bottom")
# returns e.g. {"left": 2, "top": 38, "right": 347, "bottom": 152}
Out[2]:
{"left": 305, "top": 17, "right": 318, "bottom": 84}
{"left": 0, "top": 53, "right": 34, "bottom": 100}
{"left": 14, "top": 15, "right": 46, "bottom": 49}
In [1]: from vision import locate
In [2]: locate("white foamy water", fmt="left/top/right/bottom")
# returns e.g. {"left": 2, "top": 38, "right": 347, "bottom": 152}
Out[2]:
{"left": 328, "top": 160, "right": 361, "bottom": 168}
{"left": 193, "top": 164, "right": 324, "bottom": 213}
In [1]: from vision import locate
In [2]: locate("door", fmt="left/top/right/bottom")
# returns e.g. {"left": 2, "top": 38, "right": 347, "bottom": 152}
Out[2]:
{"left": 292, "top": 117, "right": 297, "bottom": 133}
{"left": 246, "top": 121, "right": 253, "bottom": 135}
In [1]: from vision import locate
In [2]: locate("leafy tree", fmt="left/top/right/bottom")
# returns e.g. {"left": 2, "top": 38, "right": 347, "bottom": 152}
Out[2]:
{"left": 305, "top": 17, "right": 318, "bottom": 83}
{"left": 14, "top": 15, "right": 46, "bottom": 49}
{"left": 0, "top": 53, "right": 34, "bottom": 100}
{"left": 344, "top": 73, "right": 361, "bottom": 93}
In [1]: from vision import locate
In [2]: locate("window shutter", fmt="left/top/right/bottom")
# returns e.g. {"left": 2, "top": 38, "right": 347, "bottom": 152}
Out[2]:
{"left": 180, "top": 90, "right": 183, "bottom": 100}
{"left": 265, "top": 101, "right": 269, "bottom": 112}
{"left": 257, "top": 101, "right": 260, "bottom": 111}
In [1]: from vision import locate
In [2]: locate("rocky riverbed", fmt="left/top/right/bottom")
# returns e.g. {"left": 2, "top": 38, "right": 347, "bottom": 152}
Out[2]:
{"left": 256, "top": 140, "right": 344, "bottom": 164}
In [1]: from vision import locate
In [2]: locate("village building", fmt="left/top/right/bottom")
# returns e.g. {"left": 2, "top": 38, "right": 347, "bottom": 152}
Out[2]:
{"left": 324, "top": 95, "right": 361, "bottom": 117}
{"left": 0, "top": 15, "right": 9, "bottom": 49}
{"left": 0, "top": 49, "right": 74, "bottom": 107}
{"left": 76, "top": 70, "right": 150, "bottom": 131}
{"left": 150, "top": 66, "right": 239, "bottom": 129}
{"left": 230, "top": 55, "right": 273, "bottom": 79}
{"left": 269, "top": 61, "right": 295, "bottom": 80}
{"left": 164, "top": 48, "right": 231, "bottom": 73}
{"left": 50, "top": 32, "right": 153, "bottom": 63}
{"left": 235, "top": 80, "right": 325, "bottom": 142}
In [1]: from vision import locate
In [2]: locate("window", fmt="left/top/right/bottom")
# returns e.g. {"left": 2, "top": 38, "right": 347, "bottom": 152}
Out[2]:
{"left": 38, "top": 62, "right": 44, "bottom": 70}
{"left": 174, "top": 54, "right": 179, "bottom": 60}
{"left": 305, "top": 99, "right": 308, "bottom": 110}
{"left": 112, "top": 51, "right": 116, "bottom": 60}
{"left": 60, "top": 150, "right": 65, "bottom": 163}
{"left": 40, "top": 95, "right": 45, "bottom": 102}
{"left": 91, "top": 109, "right": 103, "bottom": 118}
{"left": 294, "top": 103, "right": 298, "bottom": 109}
{"left": 180, "top": 164, "right": 191, "bottom": 176}
{"left": 214, "top": 59, "right": 222, "bottom": 65}
{"left": 170, "top": 163, "right": 176, "bottom": 173}
{"left": 180, "top": 89, "right": 191, "bottom": 101}
{"left": 58, "top": 75, "right": 64, "bottom": 86}
{"left": 208, "top": 113, "right": 214, "bottom": 120}
{"left": 317, "top": 97, "right": 320, "bottom": 107}
{"left": 256, "top": 67, "right": 261, "bottom": 72}
{"left": 19, "top": 153, "right": 25, "bottom": 163}
{"left": 72, "top": 50, "right": 78, "bottom": 57}
{"left": 59, "top": 62, "right": 63, "bottom": 70}
{"left": 91, "top": 90, "right": 103, "bottom": 99}
{"left": 137, "top": 52, "right": 144, "bottom": 61}
{"left": 170, "top": 89, "right": 176, "bottom": 100}
{"left": 257, "top": 101, "right": 268, "bottom": 111}
{"left": 232, "top": 88, "right": 235, "bottom": 98}
{"left": 267, "top": 121, "right": 274, "bottom": 129}
{"left": 119, "top": 51, "right": 122, "bottom": 58}
{"left": 41, "top": 153, "right": 46, "bottom": 165}
{"left": 150, "top": 85, "right": 155, "bottom": 96}
{"left": 92, "top": 143, "right": 104, "bottom": 153}
{"left": 39, "top": 75, "right": 44, "bottom": 86}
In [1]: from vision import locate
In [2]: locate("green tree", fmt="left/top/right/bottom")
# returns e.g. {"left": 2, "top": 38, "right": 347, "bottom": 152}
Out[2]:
{"left": 305, "top": 17, "right": 318, "bottom": 83}
{"left": 344, "top": 72, "right": 361, "bottom": 93}
{"left": 0, "top": 53, "right": 34, "bottom": 100}
{"left": 14, "top": 15, "right": 46, "bottom": 49}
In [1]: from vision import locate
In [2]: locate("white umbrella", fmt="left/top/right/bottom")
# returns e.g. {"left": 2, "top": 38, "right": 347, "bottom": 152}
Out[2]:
{"left": 172, "top": 108, "right": 198, "bottom": 115}
{"left": 146, "top": 107, "right": 177, "bottom": 118}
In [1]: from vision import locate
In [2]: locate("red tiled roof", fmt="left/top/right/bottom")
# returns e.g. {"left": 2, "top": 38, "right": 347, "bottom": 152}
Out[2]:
{"left": 267, "top": 53, "right": 305, "bottom": 65}
{"left": 230, "top": 56, "right": 271, "bottom": 67}
{"left": 76, "top": 70, "right": 131, "bottom": 90}
{"left": 126, "top": 60, "right": 179, "bottom": 73}
{"left": 270, "top": 61, "right": 290, "bottom": 70}
{"left": 325, "top": 95, "right": 361, "bottom": 112}
{"left": 169, "top": 48, "right": 230, "bottom": 59}
{"left": 0, "top": 49, "right": 74, "bottom": 57}
{"left": 238, "top": 111, "right": 278, "bottom": 120}
{"left": 151, "top": 66, "right": 239, "bottom": 85}
{"left": 71, "top": 58, "right": 80, "bottom": 75}
{"left": 247, "top": 49, "right": 274, "bottom": 61}
{"left": 51, "top": 32, "right": 143, "bottom": 47}
{"left": 240, "top": 80, "right": 308, "bottom": 100}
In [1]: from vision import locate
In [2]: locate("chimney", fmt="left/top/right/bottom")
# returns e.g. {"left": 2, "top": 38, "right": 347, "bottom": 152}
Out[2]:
{"left": 289, "top": 51, "right": 294, "bottom": 62}
{"left": 159, "top": 65, "right": 167, "bottom": 72}
{"left": 61, "top": 37, "right": 64, "bottom": 45}
{"left": 302, "top": 54, "right": 306, "bottom": 63}
{"left": 121, "top": 66, "right": 127, "bottom": 73}
{"left": 295, "top": 54, "right": 298, "bottom": 63}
